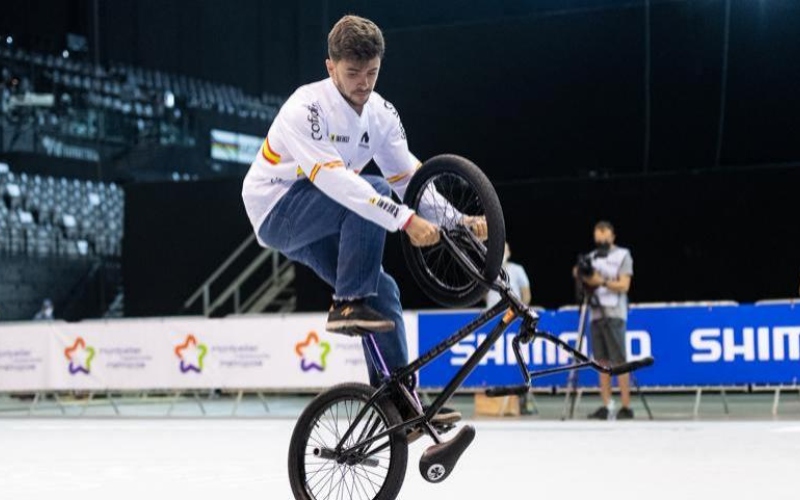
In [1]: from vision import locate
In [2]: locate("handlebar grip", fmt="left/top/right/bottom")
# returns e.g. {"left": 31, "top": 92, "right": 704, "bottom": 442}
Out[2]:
{"left": 608, "top": 356, "right": 655, "bottom": 375}
{"left": 485, "top": 385, "right": 530, "bottom": 397}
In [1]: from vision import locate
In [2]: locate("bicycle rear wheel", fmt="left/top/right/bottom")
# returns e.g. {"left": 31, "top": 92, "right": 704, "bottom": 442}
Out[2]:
{"left": 401, "top": 154, "right": 505, "bottom": 308}
{"left": 288, "top": 383, "right": 408, "bottom": 500}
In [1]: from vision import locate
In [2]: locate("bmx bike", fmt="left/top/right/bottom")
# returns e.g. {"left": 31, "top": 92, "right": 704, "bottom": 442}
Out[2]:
{"left": 288, "top": 154, "right": 654, "bottom": 500}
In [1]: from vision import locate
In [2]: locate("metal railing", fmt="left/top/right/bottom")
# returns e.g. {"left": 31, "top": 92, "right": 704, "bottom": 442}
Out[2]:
{"left": 183, "top": 234, "right": 296, "bottom": 316}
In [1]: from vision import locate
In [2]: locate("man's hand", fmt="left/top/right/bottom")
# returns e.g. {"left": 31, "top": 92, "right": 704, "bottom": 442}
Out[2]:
{"left": 405, "top": 215, "right": 440, "bottom": 247}
{"left": 461, "top": 215, "right": 488, "bottom": 241}
{"left": 583, "top": 271, "right": 605, "bottom": 288}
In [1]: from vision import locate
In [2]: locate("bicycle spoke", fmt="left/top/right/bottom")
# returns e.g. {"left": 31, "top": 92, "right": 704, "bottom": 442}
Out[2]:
{"left": 302, "top": 395, "right": 391, "bottom": 500}
{"left": 353, "top": 466, "right": 387, "bottom": 500}
{"left": 351, "top": 466, "right": 372, "bottom": 500}
{"left": 353, "top": 465, "right": 384, "bottom": 485}
{"left": 414, "top": 171, "right": 490, "bottom": 294}
{"left": 309, "top": 462, "right": 339, "bottom": 497}
{"left": 306, "top": 462, "right": 337, "bottom": 487}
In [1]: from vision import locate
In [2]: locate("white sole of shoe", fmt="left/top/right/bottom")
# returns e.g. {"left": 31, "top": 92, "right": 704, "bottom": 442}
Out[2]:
{"left": 326, "top": 319, "right": 394, "bottom": 333}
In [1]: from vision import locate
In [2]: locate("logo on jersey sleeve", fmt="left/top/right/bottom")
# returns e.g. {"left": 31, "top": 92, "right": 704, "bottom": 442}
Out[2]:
{"left": 306, "top": 103, "right": 323, "bottom": 141}
{"left": 330, "top": 134, "right": 350, "bottom": 143}
{"left": 369, "top": 196, "right": 400, "bottom": 218}
{"left": 383, "top": 101, "right": 406, "bottom": 140}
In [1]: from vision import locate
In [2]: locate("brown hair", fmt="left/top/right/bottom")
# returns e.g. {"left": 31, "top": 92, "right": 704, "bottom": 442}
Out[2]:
{"left": 594, "top": 220, "right": 615, "bottom": 233}
{"left": 328, "top": 15, "right": 385, "bottom": 62}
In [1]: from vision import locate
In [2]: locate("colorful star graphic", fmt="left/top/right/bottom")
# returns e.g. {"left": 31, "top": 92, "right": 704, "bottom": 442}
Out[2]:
{"left": 295, "top": 331, "right": 331, "bottom": 372}
{"left": 64, "top": 337, "right": 95, "bottom": 375}
{"left": 174, "top": 334, "right": 208, "bottom": 373}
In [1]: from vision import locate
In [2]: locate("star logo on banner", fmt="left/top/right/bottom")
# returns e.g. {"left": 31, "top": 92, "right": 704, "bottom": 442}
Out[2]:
{"left": 295, "top": 332, "right": 331, "bottom": 372}
{"left": 174, "top": 334, "right": 208, "bottom": 373}
{"left": 64, "top": 337, "right": 95, "bottom": 375}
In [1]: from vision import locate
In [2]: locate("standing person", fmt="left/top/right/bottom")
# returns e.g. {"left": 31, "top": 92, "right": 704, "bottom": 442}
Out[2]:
{"left": 486, "top": 242, "right": 531, "bottom": 308}
{"left": 33, "top": 298, "right": 54, "bottom": 321}
{"left": 486, "top": 242, "right": 535, "bottom": 414}
{"left": 580, "top": 221, "right": 634, "bottom": 420}
{"left": 242, "top": 15, "right": 486, "bottom": 431}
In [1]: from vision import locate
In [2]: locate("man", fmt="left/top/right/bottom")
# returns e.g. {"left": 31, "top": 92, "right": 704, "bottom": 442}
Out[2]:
{"left": 242, "top": 15, "right": 484, "bottom": 429}
{"left": 486, "top": 242, "right": 535, "bottom": 413}
{"left": 486, "top": 242, "right": 531, "bottom": 308}
{"left": 33, "top": 299, "right": 54, "bottom": 321}
{"left": 580, "top": 221, "right": 634, "bottom": 420}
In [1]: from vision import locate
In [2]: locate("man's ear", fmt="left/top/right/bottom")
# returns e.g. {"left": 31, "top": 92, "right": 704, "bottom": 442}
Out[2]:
{"left": 325, "top": 59, "right": 335, "bottom": 78}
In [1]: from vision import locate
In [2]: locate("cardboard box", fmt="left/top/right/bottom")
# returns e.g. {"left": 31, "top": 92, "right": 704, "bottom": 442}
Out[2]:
{"left": 474, "top": 393, "right": 521, "bottom": 417}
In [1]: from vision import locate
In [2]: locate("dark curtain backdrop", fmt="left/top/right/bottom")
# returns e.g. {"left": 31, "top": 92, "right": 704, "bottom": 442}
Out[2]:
{"left": 6, "top": 0, "right": 799, "bottom": 314}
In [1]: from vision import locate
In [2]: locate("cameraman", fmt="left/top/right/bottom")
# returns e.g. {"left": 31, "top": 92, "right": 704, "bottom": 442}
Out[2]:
{"left": 576, "top": 221, "right": 634, "bottom": 420}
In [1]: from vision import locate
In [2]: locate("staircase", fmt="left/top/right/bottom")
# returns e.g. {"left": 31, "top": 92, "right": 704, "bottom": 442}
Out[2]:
{"left": 183, "top": 234, "right": 296, "bottom": 317}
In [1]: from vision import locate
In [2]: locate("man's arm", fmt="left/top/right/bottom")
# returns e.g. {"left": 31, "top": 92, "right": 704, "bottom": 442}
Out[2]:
{"left": 602, "top": 251, "right": 633, "bottom": 293}
{"left": 373, "top": 104, "right": 486, "bottom": 238}
{"left": 605, "top": 274, "right": 631, "bottom": 293}
{"left": 279, "top": 99, "right": 414, "bottom": 233}
{"left": 583, "top": 270, "right": 630, "bottom": 292}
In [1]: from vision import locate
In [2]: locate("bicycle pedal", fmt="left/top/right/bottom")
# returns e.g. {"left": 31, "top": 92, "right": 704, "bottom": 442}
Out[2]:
{"left": 419, "top": 425, "right": 476, "bottom": 483}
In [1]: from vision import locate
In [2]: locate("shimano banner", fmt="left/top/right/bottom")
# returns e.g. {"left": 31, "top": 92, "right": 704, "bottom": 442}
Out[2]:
{"left": 417, "top": 303, "right": 800, "bottom": 389}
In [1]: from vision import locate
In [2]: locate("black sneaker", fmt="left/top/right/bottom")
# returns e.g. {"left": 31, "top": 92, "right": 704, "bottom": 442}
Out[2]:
{"left": 326, "top": 300, "right": 395, "bottom": 335}
{"left": 616, "top": 407, "right": 634, "bottom": 420}
{"left": 406, "top": 406, "right": 463, "bottom": 444}
{"left": 587, "top": 406, "right": 609, "bottom": 420}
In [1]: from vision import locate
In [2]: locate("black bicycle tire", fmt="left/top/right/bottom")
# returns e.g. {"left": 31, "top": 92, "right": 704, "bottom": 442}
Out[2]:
{"left": 401, "top": 154, "right": 505, "bottom": 308}
{"left": 288, "top": 383, "right": 408, "bottom": 500}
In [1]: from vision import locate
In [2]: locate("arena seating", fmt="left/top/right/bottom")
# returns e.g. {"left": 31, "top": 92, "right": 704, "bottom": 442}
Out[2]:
{"left": 0, "top": 45, "right": 283, "bottom": 125}
{"left": 0, "top": 161, "right": 123, "bottom": 258}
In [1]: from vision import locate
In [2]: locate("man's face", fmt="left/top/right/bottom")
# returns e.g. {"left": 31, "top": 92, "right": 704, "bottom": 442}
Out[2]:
{"left": 594, "top": 227, "right": 615, "bottom": 247}
{"left": 326, "top": 57, "right": 381, "bottom": 108}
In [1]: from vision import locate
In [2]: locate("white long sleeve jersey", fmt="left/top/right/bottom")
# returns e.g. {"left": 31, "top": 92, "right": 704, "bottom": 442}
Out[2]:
{"left": 243, "top": 78, "right": 437, "bottom": 243}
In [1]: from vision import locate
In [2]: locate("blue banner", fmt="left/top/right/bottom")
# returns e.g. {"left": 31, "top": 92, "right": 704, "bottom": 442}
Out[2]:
{"left": 417, "top": 303, "right": 800, "bottom": 389}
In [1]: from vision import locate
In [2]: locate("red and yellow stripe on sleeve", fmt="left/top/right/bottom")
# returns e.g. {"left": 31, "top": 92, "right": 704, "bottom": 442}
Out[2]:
{"left": 385, "top": 163, "right": 421, "bottom": 184}
{"left": 261, "top": 138, "right": 281, "bottom": 165}
{"left": 386, "top": 172, "right": 410, "bottom": 185}
{"left": 308, "top": 164, "right": 322, "bottom": 182}
{"left": 308, "top": 160, "right": 344, "bottom": 182}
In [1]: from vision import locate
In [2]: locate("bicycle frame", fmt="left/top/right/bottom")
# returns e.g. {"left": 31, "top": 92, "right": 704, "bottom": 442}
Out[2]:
{"left": 330, "top": 229, "right": 653, "bottom": 460}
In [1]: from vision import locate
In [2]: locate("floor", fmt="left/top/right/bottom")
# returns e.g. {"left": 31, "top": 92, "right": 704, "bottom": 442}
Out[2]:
{"left": 1, "top": 418, "right": 798, "bottom": 500}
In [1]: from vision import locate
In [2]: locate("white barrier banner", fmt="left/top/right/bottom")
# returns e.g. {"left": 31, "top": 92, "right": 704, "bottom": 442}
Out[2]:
{"left": 0, "top": 323, "right": 52, "bottom": 391}
{"left": 0, "top": 313, "right": 419, "bottom": 392}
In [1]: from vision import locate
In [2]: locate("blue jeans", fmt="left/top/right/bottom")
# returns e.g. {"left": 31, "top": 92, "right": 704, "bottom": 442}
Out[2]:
{"left": 258, "top": 175, "right": 408, "bottom": 387}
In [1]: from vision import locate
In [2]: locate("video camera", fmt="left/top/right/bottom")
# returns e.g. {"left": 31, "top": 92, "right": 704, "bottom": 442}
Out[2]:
{"left": 575, "top": 253, "right": 594, "bottom": 278}
{"left": 575, "top": 244, "right": 610, "bottom": 278}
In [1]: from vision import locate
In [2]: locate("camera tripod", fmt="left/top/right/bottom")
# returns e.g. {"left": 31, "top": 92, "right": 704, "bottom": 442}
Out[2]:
{"left": 560, "top": 282, "right": 653, "bottom": 420}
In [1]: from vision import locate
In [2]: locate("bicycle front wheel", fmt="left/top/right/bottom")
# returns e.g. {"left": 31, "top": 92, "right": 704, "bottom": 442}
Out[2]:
{"left": 402, "top": 154, "right": 506, "bottom": 307}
